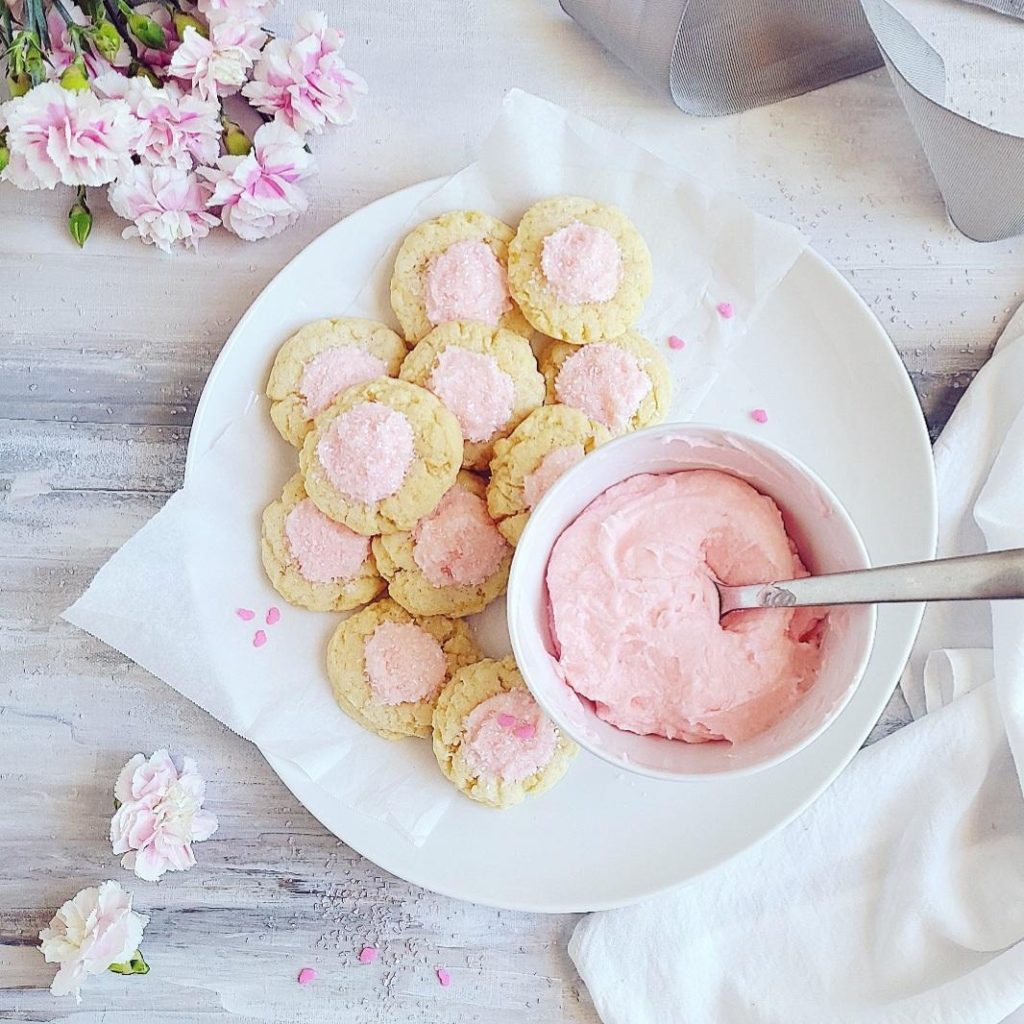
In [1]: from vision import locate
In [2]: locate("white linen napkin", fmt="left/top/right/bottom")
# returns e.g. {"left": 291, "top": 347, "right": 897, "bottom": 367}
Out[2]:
{"left": 570, "top": 312, "right": 1024, "bottom": 1023}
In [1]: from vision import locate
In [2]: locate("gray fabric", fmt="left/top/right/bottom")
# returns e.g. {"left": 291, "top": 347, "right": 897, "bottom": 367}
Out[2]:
{"left": 862, "top": 0, "right": 1024, "bottom": 241}
{"left": 559, "top": 0, "right": 882, "bottom": 114}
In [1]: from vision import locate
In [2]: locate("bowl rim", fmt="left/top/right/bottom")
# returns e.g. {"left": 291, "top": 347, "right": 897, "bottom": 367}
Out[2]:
{"left": 506, "top": 421, "right": 879, "bottom": 782}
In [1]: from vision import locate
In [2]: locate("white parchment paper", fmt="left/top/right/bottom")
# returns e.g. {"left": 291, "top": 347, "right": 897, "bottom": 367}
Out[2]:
{"left": 65, "top": 90, "right": 807, "bottom": 846}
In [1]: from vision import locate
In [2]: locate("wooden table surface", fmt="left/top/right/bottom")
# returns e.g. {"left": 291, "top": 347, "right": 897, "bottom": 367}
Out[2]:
{"left": 3, "top": 1, "right": 1024, "bottom": 1021}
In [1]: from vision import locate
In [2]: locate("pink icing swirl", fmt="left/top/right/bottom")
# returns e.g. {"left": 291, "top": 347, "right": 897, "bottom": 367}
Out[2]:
{"left": 316, "top": 402, "right": 415, "bottom": 504}
{"left": 540, "top": 221, "right": 622, "bottom": 305}
{"left": 522, "top": 444, "right": 586, "bottom": 509}
{"left": 546, "top": 470, "right": 826, "bottom": 744}
{"left": 284, "top": 498, "right": 370, "bottom": 582}
{"left": 300, "top": 347, "right": 388, "bottom": 418}
{"left": 363, "top": 620, "right": 447, "bottom": 705}
{"left": 412, "top": 486, "right": 509, "bottom": 587}
{"left": 423, "top": 240, "right": 512, "bottom": 326}
{"left": 461, "top": 689, "right": 558, "bottom": 782}
{"left": 427, "top": 346, "right": 515, "bottom": 443}
{"left": 554, "top": 343, "right": 651, "bottom": 432}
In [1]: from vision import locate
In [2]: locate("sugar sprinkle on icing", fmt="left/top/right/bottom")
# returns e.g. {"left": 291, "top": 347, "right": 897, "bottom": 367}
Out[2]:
{"left": 357, "top": 946, "right": 379, "bottom": 964}
{"left": 297, "top": 967, "right": 317, "bottom": 985}
{"left": 716, "top": 301, "right": 735, "bottom": 319}
{"left": 436, "top": 967, "right": 451, "bottom": 987}
{"left": 253, "top": 629, "right": 268, "bottom": 648}
{"left": 236, "top": 608, "right": 255, "bottom": 621}
{"left": 667, "top": 335, "right": 686, "bottom": 350}
{"left": 750, "top": 408, "right": 768, "bottom": 424}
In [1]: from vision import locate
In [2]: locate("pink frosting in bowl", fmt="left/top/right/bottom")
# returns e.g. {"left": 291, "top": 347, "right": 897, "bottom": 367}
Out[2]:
{"left": 505, "top": 423, "right": 876, "bottom": 781}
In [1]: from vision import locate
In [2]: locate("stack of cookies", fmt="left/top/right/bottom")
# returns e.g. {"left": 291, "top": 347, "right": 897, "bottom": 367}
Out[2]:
{"left": 260, "top": 197, "right": 670, "bottom": 809}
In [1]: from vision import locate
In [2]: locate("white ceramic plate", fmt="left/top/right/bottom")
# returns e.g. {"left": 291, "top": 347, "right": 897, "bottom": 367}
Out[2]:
{"left": 187, "top": 178, "right": 937, "bottom": 913}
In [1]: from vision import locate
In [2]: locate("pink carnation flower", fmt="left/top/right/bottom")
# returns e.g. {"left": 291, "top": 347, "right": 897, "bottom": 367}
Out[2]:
{"left": 45, "top": 1, "right": 131, "bottom": 77}
{"left": 39, "top": 881, "right": 148, "bottom": 1001}
{"left": 168, "top": 21, "right": 267, "bottom": 100}
{"left": 200, "top": 120, "right": 313, "bottom": 240}
{"left": 197, "top": 0, "right": 272, "bottom": 27}
{"left": 243, "top": 11, "right": 366, "bottom": 136}
{"left": 0, "top": 83, "right": 136, "bottom": 190}
{"left": 93, "top": 73, "right": 221, "bottom": 169}
{"left": 108, "top": 750, "right": 219, "bottom": 876}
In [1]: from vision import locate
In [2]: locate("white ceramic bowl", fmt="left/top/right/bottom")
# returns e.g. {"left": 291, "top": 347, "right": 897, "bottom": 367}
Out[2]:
{"left": 507, "top": 423, "right": 877, "bottom": 780}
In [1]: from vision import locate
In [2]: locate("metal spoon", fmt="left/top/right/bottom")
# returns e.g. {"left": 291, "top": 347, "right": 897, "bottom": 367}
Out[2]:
{"left": 717, "top": 548, "right": 1024, "bottom": 615}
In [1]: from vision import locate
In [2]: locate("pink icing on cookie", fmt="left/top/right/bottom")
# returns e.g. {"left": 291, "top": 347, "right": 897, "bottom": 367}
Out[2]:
{"left": 297, "top": 967, "right": 317, "bottom": 985}
{"left": 668, "top": 335, "right": 685, "bottom": 350}
{"left": 461, "top": 689, "right": 558, "bottom": 783}
{"left": 497, "top": 713, "right": 517, "bottom": 728}
{"left": 540, "top": 221, "right": 622, "bottom": 305}
{"left": 522, "top": 444, "right": 586, "bottom": 509}
{"left": 363, "top": 620, "right": 447, "bottom": 705}
{"left": 412, "top": 486, "right": 509, "bottom": 587}
{"left": 300, "top": 347, "right": 388, "bottom": 418}
{"left": 427, "top": 346, "right": 515, "bottom": 443}
{"left": 285, "top": 498, "right": 370, "bottom": 583}
{"left": 554, "top": 343, "right": 651, "bottom": 431}
{"left": 423, "top": 240, "right": 512, "bottom": 327}
{"left": 357, "top": 946, "right": 378, "bottom": 964}
{"left": 750, "top": 408, "right": 769, "bottom": 424}
{"left": 316, "top": 402, "right": 415, "bottom": 504}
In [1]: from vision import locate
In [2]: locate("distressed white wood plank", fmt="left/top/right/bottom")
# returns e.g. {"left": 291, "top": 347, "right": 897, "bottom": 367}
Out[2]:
{"left": 0, "top": 0, "right": 1018, "bottom": 1019}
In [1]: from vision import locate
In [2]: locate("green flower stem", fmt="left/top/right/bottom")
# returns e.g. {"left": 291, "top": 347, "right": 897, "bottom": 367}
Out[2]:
{"left": 50, "top": 0, "right": 76, "bottom": 29}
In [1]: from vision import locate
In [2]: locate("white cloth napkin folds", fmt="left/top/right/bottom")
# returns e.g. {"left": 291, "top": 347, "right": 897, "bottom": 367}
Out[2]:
{"left": 571, "top": 310, "right": 1024, "bottom": 1023}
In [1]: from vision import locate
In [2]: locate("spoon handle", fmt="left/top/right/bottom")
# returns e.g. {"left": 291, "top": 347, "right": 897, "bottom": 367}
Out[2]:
{"left": 720, "top": 548, "right": 1024, "bottom": 613}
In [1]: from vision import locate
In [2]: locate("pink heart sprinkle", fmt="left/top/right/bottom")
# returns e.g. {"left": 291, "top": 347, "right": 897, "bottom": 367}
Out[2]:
{"left": 357, "top": 946, "right": 378, "bottom": 965}
{"left": 253, "top": 630, "right": 268, "bottom": 648}
{"left": 297, "top": 967, "right": 317, "bottom": 985}
{"left": 266, "top": 606, "right": 281, "bottom": 626}
{"left": 716, "top": 301, "right": 735, "bottom": 319}
{"left": 750, "top": 408, "right": 769, "bottom": 424}
{"left": 497, "top": 713, "right": 517, "bottom": 728}
{"left": 436, "top": 968, "right": 451, "bottom": 987}
{"left": 236, "top": 608, "right": 255, "bottom": 621}
{"left": 513, "top": 723, "right": 536, "bottom": 740}
{"left": 667, "top": 335, "right": 686, "bottom": 350}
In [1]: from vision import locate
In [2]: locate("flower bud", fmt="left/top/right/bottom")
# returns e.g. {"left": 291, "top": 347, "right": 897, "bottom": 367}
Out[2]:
{"left": 6, "top": 72, "right": 30, "bottom": 97}
{"left": 222, "top": 117, "right": 252, "bottom": 156}
{"left": 0, "top": 144, "right": 9, "bottom": 176}
{"left": 59, "top": 58, "right": 90, "bottom": 93}
{"left": 92, "top": 20, "right": 124, "bottom": 62}
{"left": 68, "top": 190, "right": 93, "bottom": 249}
{"left": 127, "top": 12, "right": 166, "bottom": 50}
{"left": 129, "top": 60, "right": 161, "bottom": 87}
{"left": 172, "top": 12, "right": 207, "bottom": 39}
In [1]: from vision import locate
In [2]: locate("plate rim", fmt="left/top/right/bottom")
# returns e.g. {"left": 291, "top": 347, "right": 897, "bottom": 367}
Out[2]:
{"left": 186, "top": 177, "right": 938, "bottom": 912}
